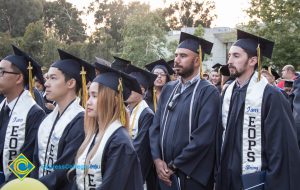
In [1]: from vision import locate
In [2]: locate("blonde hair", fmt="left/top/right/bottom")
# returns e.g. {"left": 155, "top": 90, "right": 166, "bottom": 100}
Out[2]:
{"left": 75, "top": 84, "right": 128, "bottom": 175}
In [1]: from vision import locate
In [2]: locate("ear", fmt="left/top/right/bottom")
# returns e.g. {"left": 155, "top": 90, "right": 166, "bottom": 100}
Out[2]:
{"left": 193, "top": 55, "right": 200, "bottom": 67}
{"left": 248, "top": 56, "right": 258, "bottom": 67}
{"left": 66, "top": 78, "right": 76, "bottom": 90}
{"left": 15, "top": 74, "right": 24, "bottom": 85}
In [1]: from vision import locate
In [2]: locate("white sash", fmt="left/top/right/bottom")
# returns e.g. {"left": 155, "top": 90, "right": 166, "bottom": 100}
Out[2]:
{"left": 222, "top": 72, "right": 268, "bottom": 174}
{"left": 76, "top": 120, "right": 122, "bottom": 190}
{"left": 37, "top": 97, "right": 84, "bottom": 177}
{"left": 0, "top": 90, "right": 36, "bottom": 180}
{"left": 129, "top": 100, "right": 149, "bottom": 139}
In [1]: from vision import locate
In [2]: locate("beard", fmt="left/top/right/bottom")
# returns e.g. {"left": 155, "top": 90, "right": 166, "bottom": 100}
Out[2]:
{"left": 228, "top": 61, "right": 248, "bottom": 78}
{"left": 176, "top": 58, "right": 196, "bottom": 79}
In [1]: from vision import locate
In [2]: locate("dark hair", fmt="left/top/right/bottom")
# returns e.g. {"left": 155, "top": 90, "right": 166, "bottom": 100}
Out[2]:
{"left": 60, "top": 70, "right": 81, "bottom": 94}
{"left": 10, "top": 63, "right": 26, "bottom": 86}
{"left": 243, "top": 48, "right": 259, "bottom": 70}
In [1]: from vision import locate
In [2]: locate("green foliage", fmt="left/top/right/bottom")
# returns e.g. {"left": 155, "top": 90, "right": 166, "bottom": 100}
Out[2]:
{"left": 0, "top": 0, "right": 43, "bottom": 37}
{"left": 43, "top": 0, "right": 87, "bottom": 44}
{"left": 164, "top": 0, "right": 216, "bottom": 30}
{"left": 194, "top": 24, "right": 205, "bottom": 37}
{"left": 0, "top": 32, "right": 14, "bottom": 58}
{"left": 244, "top": 0, "right": 300, "bottom": 70}
{"left": 120, "top": 5, "right": 168, "bottom": 67}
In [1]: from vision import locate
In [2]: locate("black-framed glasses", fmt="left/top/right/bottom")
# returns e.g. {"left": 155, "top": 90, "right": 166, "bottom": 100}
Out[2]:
{"left": 0, "top": 70, "right": 21, "bottom": 77}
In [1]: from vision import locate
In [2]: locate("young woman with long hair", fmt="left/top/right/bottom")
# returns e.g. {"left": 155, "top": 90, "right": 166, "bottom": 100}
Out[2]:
{"left": 71, "top": 65, "right": 143, "bottom": 190}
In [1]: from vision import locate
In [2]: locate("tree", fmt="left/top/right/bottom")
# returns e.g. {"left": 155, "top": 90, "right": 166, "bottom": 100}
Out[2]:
{"left": 0, "top": 0, "right": 43, "bottom": 37}
{"left": 244, "top": 0, "right": 300, "bottom": 70}
{"left": 43, "top": 0, "right": 87, "bottom": 44}
{"left": 120, "top": 5, "right": 168, "bottom": 67}
{"left": 164, "top": 0, "right": 217, "bottom": 30}
{"left": 21, "top": 20, "right": 46, "bottom": 63}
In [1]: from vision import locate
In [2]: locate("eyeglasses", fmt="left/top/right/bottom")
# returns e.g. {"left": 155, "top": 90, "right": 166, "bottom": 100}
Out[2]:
{"left": 0, "top": 70, "right": 20, "bottom": 77}
{"left": 154, "top": 72, "right": 167, "bottom": 77}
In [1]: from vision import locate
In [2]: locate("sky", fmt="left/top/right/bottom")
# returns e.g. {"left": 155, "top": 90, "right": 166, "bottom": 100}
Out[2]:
{"left": 67, "top": 0, "right": 251, "bottom": 32}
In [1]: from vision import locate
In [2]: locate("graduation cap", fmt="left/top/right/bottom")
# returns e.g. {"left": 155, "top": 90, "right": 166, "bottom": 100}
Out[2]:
{"left": 3, "top": 45, "right": 44, "bottom": 98}
{"left": 51, "top": 49, "right": 95, "bottom": 108}
{"left": 111, "top": 56, "right": 131, "bottom": 73}
{"left": 178, "top": 32, "right": 213, "bottom": 79}
{"left": 126, "top": 64, "right": 157, "bottom": 89}
{"left": 212, "top": 63, "right": 222, "bottom": 70}
{"left": 95, "top": 56, "right": 111, "bottom": 67}
{"left": 233, "top": 30, "right": 275, "bottom": 81}
{"left": 145, "top": 59, "right": 174, "bottom": 75}
{"left": 167, "top": 59, "right": 175, "bottom": 69}
{"left": 220, "top": 64, "right": 230, "bottom": 77}
{"left": 262, "top": 66, "right": 280, "bottom": 80}
{"left": 178, "top": 32, "right": 213, "bottom": 56}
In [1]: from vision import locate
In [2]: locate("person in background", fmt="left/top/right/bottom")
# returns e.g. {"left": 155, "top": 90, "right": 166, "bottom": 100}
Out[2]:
{"left": 278, "top": 64, "right": 298, "bottom": 89}
{"left": 145, "top": 59, "right": 174, "bottom": 112}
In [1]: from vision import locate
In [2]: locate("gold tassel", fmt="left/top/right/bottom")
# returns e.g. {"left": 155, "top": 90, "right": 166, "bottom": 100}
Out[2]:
{"left": 268, "top": 66, "right": 272, "bottom": 76}
{"left": 198, "top": 45, "right": 203, "bottom": 79}
{"left": 27, "top": 61, "right": 35, "bottom": 99}
{"left": 257, "top": 44, "right": 261, "bottom": 81}
{"left": 80, "top": 66, "right": 87, "bottom": 108}
{"left": 118, "top": 78, "right": 126, "bottom": 126}
{"left": 153, "top": 87, "right": 157, "bottom": 112}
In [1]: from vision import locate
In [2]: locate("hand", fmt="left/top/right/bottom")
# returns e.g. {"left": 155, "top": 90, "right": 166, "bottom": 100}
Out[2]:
{"left": 45, "top": 103, "right": 55, "bottom": 110}
{"left": 154, "top": 159, "right": 174, "bottom": 186}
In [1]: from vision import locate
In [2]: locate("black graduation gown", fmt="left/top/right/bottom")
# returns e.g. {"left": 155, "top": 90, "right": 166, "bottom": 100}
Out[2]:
{"left": 0, "top": 104, "right": 46, "bottom": 181}
{"left": 0, "top": 94, "right": 4, "bottom": 103}
{"left": 215, "top": 83, "right": 300, "bottom": 190}
{"left": 71, "top": 127, "right": 144, "bottom": 190}
{"left": 31, "top": 112, "right": 85, "bottom": 190}
{"left": 292, "top": 76, "right": 300, "bottom": 148}
{"left": 149, "top": 79, "right": 220, "bottom": 190}
{"left": 132, "top": 107, "right": 160, "bottom": 190}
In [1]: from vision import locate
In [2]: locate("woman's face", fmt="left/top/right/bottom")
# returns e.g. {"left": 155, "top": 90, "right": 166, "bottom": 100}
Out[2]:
{"left": 86, "top": 82, "right": 98, "bottom": 118}
{"left": 153, "top": 68, "right": 167, "bottom": 87}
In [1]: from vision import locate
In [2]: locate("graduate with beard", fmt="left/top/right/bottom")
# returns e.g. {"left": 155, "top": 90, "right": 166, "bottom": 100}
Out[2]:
{"left": 215, "top": 30, "right": 300, "bottom": 190}
{"left": 149, "top": 32, "right": 220, "bottom": 190}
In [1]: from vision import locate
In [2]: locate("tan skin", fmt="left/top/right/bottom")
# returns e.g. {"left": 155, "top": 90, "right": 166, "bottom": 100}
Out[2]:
{"left": 228, "top": 46, "right": 257, "bottom": 86}
{"left": 0, "top": 60, "right": 24, "bottom": 103}
{"left": 44, "top": 67, "right": 77, "bottom": 115}
{"left": 153, "top": 48, "right": 200, "bottom": 186}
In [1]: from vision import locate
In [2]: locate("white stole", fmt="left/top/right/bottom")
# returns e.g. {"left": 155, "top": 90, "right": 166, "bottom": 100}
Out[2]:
{"left": 37, "top": 97, "right": 84, "bottom": 177}
{"left": 76, "top": 120, "right": 122, "bottom": 190}
{"left": 222, "top": 72, "right": 268, "bottom": 174}
{"left": 0, "top": 90, "right": 36, "bottom": 180}
{"left": 129, "top": 100, "right": 149, "bottom": 139}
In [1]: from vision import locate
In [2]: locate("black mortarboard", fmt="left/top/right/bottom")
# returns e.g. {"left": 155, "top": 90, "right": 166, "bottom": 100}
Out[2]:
{"left": 3, "top": 45, "right": 44, "bottom": 85}
{"left": 262, "top": 66, "right": 280, "bottom": 80}
{"left": 145, "top": 59, "right": 174, "bottom": 75}
{"left": 95, "top": 56, "right": 111, "bottom": 67}
{"left": 178, "top": 32, "right": 213, "bottom": 57}
{"left": 167, "top": 59, "right": 175, "bottom": 68}
{"left": 212, "top": 63, "right": 223, "bottom": 70}
{"left": 92, "top": 63, "right": 142, "bottom": 99}
{"left": 111, "top": 56, "right": 131, "bottom": 73}
{"left": 51, "top": 49, "right": 95, "bottom": 86}
{"left": 126, "top": 64, "right": 157, "bottom": 89}
{"left": 233, "top": 29, "right": 275, "bottom": 59}
{"left": 220, "top": 64, "right": 230, "bottom": 76}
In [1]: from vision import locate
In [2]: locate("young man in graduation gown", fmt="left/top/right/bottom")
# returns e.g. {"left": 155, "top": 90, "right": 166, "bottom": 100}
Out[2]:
{"left": 125, "top": 64, "right": 161, "bottom": 190}
{"left": 292, "top": 75, "right": 300, "bottom": 148}
{"left": 0, "top": 45, "right": 46, "bottom": 184}
{"left": 31, "top": 49, "right": 95, "bottom": 190}
{"left": 215, "top": 30, "right": 300, "bottom": 190}
{"left": 149, "top": 32, "right": 220, "bottom": 190}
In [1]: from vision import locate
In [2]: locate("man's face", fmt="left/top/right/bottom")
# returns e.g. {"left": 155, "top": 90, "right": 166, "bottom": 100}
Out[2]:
{"left": 281, "top": 66, "right": 291, "bottom": 79}
{"left": 44, "top": 67, "right": 70, "bottom": 101}
{"left": 227, "top": 46, "right": 252, "bottom": 78}
{"left": 174, "top": 48, "right": 198, "bottom": 78}
{"left": 0, "top": 60, "right": 21, "bottom": 95}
